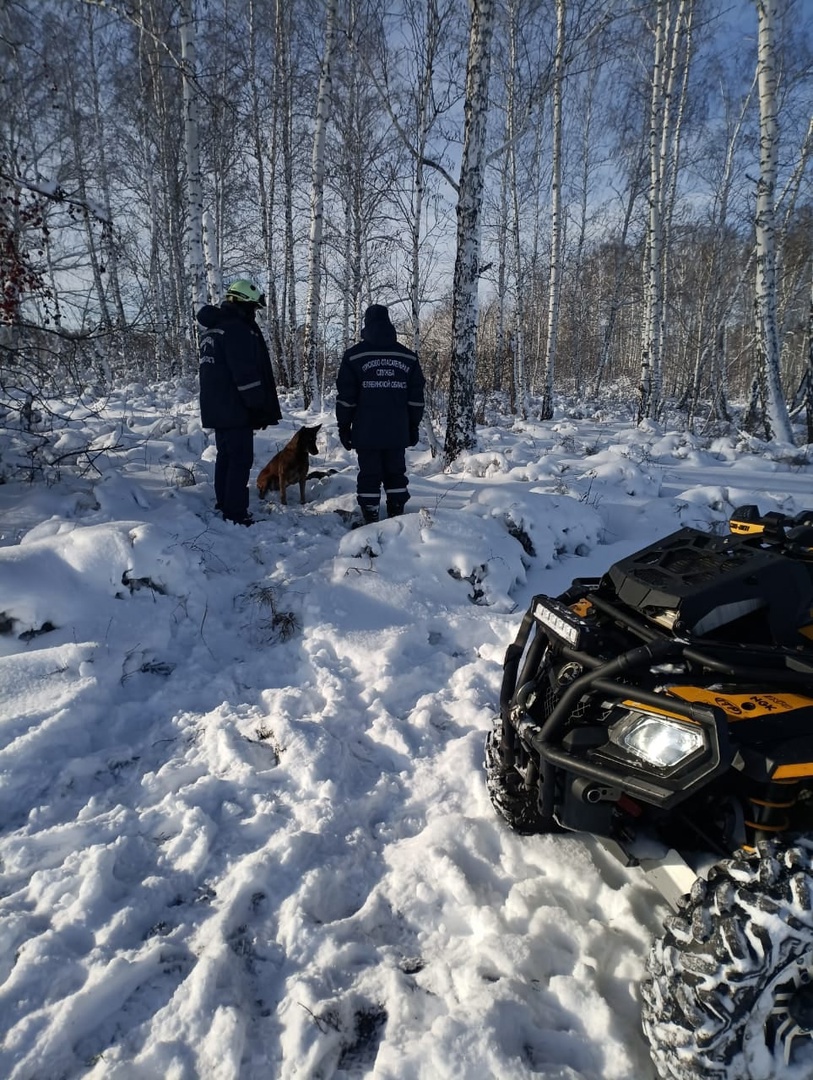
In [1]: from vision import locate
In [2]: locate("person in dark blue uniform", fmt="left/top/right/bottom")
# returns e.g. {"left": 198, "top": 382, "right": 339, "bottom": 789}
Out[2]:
{"left": 198, "top": 280, "right": 282, "bottom": 526}
{"left": 336, "top": 304, "right": 425, "bottom": 524}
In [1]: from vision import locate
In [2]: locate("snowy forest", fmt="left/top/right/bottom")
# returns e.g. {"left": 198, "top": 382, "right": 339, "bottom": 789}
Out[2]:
{"left": 4, "top": 4, "right": 813, "bottom": 1077}
{"left": 1, "top": 0, "right": 812, "bottom": 464}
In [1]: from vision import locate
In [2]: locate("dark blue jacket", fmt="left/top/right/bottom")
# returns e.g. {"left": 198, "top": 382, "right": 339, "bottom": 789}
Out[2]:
{"left": 336, "top": 323, "right": 425, "bottom": 449}
{"left": 198, "top": 301, "right": 282, "bottom": 430}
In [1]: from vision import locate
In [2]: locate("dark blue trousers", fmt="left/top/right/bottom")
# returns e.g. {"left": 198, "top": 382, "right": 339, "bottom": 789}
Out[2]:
{"left": 214, "top": 427, "right": 254, "bottom": 522}
{"left": 356, "top": 448, "right": 409, "bottom": 515}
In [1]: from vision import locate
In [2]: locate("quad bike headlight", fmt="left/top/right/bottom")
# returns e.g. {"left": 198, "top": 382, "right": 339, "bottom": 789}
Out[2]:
{"left": 609, "top": 708, "right": 706, "bottom": 769}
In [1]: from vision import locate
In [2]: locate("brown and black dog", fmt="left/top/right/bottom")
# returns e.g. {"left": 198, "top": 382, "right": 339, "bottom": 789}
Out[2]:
{"left": 256, "top": 424, "right": 321, "bottom": 505}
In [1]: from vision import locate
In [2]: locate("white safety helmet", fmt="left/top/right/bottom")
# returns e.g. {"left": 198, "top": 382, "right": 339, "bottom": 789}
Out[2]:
{"left": 226, "top": 279, "right": 266, "bottom": 307}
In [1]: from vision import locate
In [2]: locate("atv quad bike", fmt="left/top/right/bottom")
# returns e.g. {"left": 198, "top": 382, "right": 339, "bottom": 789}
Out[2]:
{"left": 485, "top": 506, "right": 813, "bottom": 1080}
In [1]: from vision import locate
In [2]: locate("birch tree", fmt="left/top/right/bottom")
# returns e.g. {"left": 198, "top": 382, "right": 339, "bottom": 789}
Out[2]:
{"left": 203, "top": 210, "right": 222, "bottom": 300}
{"left": 588, "top": 124, "right": 646, "bottom": 400}
{"left": 350, "top": 0, "right": 459, "bottom": 355}
{"left": 274, "top": 0, "right": 300, "bottom": 386}
{"left": 538, "top": 0, "right": 566, "bottom": 421}
{"left": 443, "top": 0, "right": 495, "bottom": 465}
{"left": 245, "top": 0, "right": 285, "bottom": 375}
{"left": 337, "top": 0, "right": 364, "bottom": 344}
{"left": 331, "top": 0, "right": 400, "bottom": 344}
{"left": 491, "top": 189, "right": 506, "bottom": 394}
{"left": 504, "top": 0, "right": 529, "bottom": 416}
{"left": 637, "top": 0, "right": 693, "bottom": 422}
{"left": 686, "top": 78, "right": 755, "bottom": 425}
{"left": 179, "top": 0, "right": 205, "bottom": 316}
{"left": 83, "top": 5, "right": 127, "bottom": 330}
{"left": 753, "top": 0, "right": 793, "bottom": 442}
{"left": 660, "top": 0, "right": 692, "bottom": 348}
{"left": 141, "top": 0, "right": 211, "bottom": 370}
{"left": 132, "top": 0, "right": 187, "bottom": 370}
{"left": 404, "top": 0, "right": 457, "bottom": 356}
{"left": 564, "top": 38, "right": 598, "bottom": 398}
{"left": 302, "top": 0, "right": 339, "bottom": 410}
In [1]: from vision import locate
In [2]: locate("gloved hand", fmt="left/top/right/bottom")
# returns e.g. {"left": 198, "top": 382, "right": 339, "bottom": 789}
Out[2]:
{"left": 339, "top": 427, "right": 353, "bottom": 451}
{"left": 408, "top": 426, "right": 420, "bottom": 447}
{"left": 248, "top": 409, "right": 268, "bottom": 430}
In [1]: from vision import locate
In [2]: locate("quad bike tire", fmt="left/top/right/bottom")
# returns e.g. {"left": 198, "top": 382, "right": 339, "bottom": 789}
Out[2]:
{"left": 484, "top": 720, "right": 560, "bottom": 835}
{"left": 642, "top": 841, "right": 813, "bottom": 1080}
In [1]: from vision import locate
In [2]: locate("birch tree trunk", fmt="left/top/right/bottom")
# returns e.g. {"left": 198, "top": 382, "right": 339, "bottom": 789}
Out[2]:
{"left": 637, "top": 0, "right": 667, "bottom": 422}
{"left": 589, "top": 154, "right": 642, "bottom": 400}
{"left": 302, "top": 0, "right": 339, "bottom": 410}
{"left": 506, "top": 0, "right": 527, "bottom": 418}
{"left": 567, "top": 51, "right": 599, "bottom": 399}
{"left": 274, "top": 0, "right": 299, "bottom": 386}
{"left": 339, "top": 0, "right": 363, "bottom": 345}
{"left": 754, "top": 0, "right": 793, "bottom": 443}
{"left": 443, "top": 0, "right": 495, "bottom": 465}
{"left": 84, "top": 4, "right": 127, "bottom": 330}
{"left": 203, "top": 210, "right": 222, "bottom": 301}
{"left": 408, "top": 0, "right": 446, "bottom": 357}
{"left": 495, "top": 150, "right": 508, "bottom": 395}
{"left": 247, "top": 0, "right": 284, "bottom": 376}
{"left": 179, "top": 0, "right": 206, "bottom": 327}
{"left": 660, "top": 0, "right": 692, "bottom": 402}
{"left": 64, "top": 66, "right": 113, "bottom": 333}
{"left": 688, "top": 79, "right": 755, "bottom": 425}
{"left": 638, "top": 0, "right": 693, "bottom": 422}
{"left": 135, "top": 1, "right": 185, "bottom": 375}
{"left": 539, "top": 0, "right": 566, "bottom": 422}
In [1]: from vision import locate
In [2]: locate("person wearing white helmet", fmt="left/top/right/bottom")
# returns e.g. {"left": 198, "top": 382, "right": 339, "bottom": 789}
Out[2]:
{"left": 198, "top": 280, "right": 282, "bottom": 526}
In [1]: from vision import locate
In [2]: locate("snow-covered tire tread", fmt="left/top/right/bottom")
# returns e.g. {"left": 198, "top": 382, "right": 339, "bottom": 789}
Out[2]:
{"left": 484, "top": 721, "right": 558, "bottom": 836}
{"left": 642, "top": 840, "right": 813, "bottom": 1080}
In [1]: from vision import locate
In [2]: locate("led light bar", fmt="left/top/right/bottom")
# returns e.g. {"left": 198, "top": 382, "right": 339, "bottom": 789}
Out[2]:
{"left": 533, "top": 598, "right": 584, "bottom": 648}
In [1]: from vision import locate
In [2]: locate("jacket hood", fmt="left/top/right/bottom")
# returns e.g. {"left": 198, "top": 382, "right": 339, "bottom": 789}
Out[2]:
{"left": 361, "top": 321, "right": 397, "bottom": 347}
{"left": 196, "top": 303, "right": 222, "bottom": 328}
{"left": 197, "top": 300, "right": 253, "bottom": 329}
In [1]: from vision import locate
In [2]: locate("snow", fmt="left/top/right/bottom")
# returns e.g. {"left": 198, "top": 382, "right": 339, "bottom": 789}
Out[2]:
{"left": 1, "top": 383, "right": 811, "bottom": 1080}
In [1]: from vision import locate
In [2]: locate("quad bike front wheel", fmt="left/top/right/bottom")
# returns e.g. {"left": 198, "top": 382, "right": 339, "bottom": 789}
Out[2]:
{"left": 642, "top": 841, "right": 813, "bottom": 1079}
{"left": 484, "top": 719, "right": 560, "bottom": 835}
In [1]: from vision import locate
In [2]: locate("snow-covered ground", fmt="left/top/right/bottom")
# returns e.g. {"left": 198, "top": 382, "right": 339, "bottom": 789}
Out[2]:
{"left": 1, "top": 383, "right": 811, "bottom": 1080}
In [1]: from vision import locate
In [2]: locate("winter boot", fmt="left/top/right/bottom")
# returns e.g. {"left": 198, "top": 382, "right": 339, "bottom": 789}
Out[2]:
{"left": 386, "top": 501, "right": 405, "bottom": 518}
{"left": 361, "top": 505, "right": 380, "bottom": 525}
